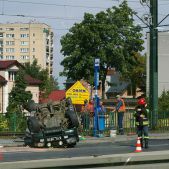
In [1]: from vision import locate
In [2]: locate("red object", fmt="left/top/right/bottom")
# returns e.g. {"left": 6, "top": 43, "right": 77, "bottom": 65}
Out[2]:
{"left": 0, "top": 60, "right": 22, "bottom": 70}
{"left": 40, "top": 90, "right": 66, "bottom": 103}
{"left": 135, "top": 137, "right": 142, "bottom": 153}
{"left": 24, "top": 75, "right": 42, "bottom": 85}
{"left": 137, "top": 98, "right": 146, "bottom": 105}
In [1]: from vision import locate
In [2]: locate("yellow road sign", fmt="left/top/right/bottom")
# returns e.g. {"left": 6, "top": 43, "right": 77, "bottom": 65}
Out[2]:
{"left": 66, "top": 81, "right": 90, "bottom": 104}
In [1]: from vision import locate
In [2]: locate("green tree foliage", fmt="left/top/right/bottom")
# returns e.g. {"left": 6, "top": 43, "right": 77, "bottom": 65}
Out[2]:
{"left": 7, "top": 69, "right": 32, "bottom": 113}
{"left": 60, "top": 1, "right": 144, "bottom": 98}
{"left": 158, "top": 90, "right": 169, "bottom": 116}
{"left": 24, "top": 60, "right": 59, "bottom": 97}
{"left": 124, "top": 53, "right": 146, "bottom": 97}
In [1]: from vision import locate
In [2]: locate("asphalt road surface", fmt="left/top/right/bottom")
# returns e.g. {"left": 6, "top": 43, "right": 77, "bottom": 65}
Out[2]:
{"left": 0, "top": 138, "right": 169, "bottom": 163}
{"left": 81, "top": 162, "right": 169, "bottom": 169}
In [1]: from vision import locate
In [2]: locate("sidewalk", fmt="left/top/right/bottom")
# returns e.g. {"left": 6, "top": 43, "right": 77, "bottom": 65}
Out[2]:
{"left": 79, "top": 132, "right": 169, "bottom": 144}
{"left": 0, "top": 132, "right": 168, "bottom": 147}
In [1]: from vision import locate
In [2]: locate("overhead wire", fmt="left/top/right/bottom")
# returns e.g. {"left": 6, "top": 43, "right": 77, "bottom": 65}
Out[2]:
{"left": 0, "top": 0, "right": 113, "bottom": 9}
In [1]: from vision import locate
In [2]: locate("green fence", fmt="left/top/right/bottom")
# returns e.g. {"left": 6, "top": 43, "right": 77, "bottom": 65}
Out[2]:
{"left": 78, "top": 109, "right": 169, "bottom": 136}
{"left": 0, "top": 110, "right": 168, "bottom": 136}
{"left": 0, "top": 113, "right": 27, "bottom": 133}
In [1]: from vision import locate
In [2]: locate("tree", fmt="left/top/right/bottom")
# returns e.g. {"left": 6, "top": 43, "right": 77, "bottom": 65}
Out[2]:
{"left": 60, "top": 1, "right": 144, "bottom": 98}
{"left": 24, "top": 60, "right": 59, "bottom": 97}
{"left": 159, "top": 90, "right": 169, "bottom": 112}
{"left": 124, "top": 53, "right": 146, "bottom": 97}
{"left": 7, "top": 69, "right": 32, "bottom": 113}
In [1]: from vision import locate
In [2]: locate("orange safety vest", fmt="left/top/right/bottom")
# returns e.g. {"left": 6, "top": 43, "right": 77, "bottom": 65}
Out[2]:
{"left": 118, "top": 99, "right": 126, "bottom": 112}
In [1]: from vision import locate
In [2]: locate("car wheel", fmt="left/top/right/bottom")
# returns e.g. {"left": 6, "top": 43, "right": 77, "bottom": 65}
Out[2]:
{"left": 65, "top": 111, "right": 79, "bottom": 128}
{"left": 27, "top": 117, "right": 41, "bottom": 133}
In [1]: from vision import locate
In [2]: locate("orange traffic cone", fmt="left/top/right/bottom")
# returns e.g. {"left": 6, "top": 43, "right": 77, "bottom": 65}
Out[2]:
{"left": 135, "top": 137, "right": 142, "bottom": 153}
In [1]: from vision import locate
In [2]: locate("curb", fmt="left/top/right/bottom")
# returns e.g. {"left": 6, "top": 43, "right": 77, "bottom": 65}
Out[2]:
{"left": 1, "top": 150, "right": 169, "bottom": 169}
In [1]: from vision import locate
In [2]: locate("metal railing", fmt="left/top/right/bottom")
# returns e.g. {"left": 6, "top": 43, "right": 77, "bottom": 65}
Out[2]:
{"left": 78, "top": 109, "right": 169, "bottom": 136}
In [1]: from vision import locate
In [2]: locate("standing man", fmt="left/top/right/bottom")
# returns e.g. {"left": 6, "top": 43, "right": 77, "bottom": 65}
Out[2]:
{"left": 115, "top": 95, "right": 126, "bottom": 135}
{"left": 134, "top": 98, "right": 149, "bottom": 148}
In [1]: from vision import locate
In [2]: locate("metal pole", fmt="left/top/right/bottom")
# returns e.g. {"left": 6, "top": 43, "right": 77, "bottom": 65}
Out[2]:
{"left": 149, "top": 0, "right": 158, "bottom": 129}
{"left": 94, "top": 59, "right": 100, "bottom": 137}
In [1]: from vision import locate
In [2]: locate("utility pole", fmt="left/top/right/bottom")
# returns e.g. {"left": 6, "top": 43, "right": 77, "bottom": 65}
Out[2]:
{"left": 149, "top": 0, "right": 158, "bottom": 129}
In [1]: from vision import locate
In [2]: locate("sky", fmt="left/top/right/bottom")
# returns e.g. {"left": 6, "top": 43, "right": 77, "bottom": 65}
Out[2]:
{"left": 0, "top": 0, "right": 169, "bottom": 89}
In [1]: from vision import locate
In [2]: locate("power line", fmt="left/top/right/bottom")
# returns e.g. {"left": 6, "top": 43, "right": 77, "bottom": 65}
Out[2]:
{"left": 1, "top": 0, "right": 111, "bottom": 9}
{"left": 0, "top": 13, "right": 82, "bottom": 21}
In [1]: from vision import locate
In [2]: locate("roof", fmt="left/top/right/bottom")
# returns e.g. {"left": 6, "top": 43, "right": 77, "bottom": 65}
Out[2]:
{"left": 24, "top": 75, "right": 42, "bottom": 85}
{"left": 40, "top": 90, "right": 66, "bottom": 103}
{"left": 106, "top": 72, "right": 130, "bottom": 94}
{"left": 0, "top": 60, "right": 22, "bottom": 70}
{"left": 0, "top": 75, "right": 7, "bottom": 84}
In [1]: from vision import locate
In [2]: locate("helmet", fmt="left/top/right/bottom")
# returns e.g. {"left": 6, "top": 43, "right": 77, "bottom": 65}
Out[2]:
{"left": 137, "top": 98, "right": 146, "bottom": 105}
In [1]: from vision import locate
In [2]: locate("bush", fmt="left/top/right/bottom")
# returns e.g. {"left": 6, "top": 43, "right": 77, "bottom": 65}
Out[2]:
{"left": 0, "top": 114, "right": 9, "bottom": 131}
{"left": 7, "top": 112, "right": 27, "bottom": 132}
{"left": 158, "top": 90, "right": 169, "bottom": 118}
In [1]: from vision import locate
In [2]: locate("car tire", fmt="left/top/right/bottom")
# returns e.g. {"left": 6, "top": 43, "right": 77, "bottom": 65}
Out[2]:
{"left": 65, "top": 111, "right": 79, "bottom": 128}
{"left": 27, "top": 117, "right": 41, "bottom": 133}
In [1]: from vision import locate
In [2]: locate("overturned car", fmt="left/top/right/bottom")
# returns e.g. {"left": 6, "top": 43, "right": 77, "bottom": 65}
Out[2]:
{"left": 24, "top": 98, "right": 79, "bottom": 148}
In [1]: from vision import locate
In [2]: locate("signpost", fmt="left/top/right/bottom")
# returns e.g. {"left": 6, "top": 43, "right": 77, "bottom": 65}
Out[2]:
{"left": 94, "top": 58, "right": 100, "bottom": 137}
{"left": 66, "top": 81, "right": 90, "bottom": 105}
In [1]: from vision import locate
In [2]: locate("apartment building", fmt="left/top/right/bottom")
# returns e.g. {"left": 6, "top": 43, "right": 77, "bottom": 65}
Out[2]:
{"left": 0, "top": 23, "right": 54, "bottom": 76}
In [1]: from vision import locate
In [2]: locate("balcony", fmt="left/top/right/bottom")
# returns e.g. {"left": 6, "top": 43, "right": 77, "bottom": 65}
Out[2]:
{"left": 50, "top": 61, "right": 53, "bottom": 67}
{"left": 50, "top": 47, "right": 53, "bottom": 53}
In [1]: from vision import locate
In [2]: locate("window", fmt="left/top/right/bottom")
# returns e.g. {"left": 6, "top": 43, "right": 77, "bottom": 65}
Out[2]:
{"left": 20, "top": 28, "right": 29, "bottom": 31}
{"left": 20, "top": 41, "right": 29, "bottom": 46}
{"left": 6, "top": 34, "right": 14, "bottom": 38}
{"left": 33, "top": 41, "right": 35, "bottom": 44}
{"left": 0, "top": 28, "right": 3, "bottom": 31}
{"left": 21, "top": 55, "right": 29, "bottom": 60}
{"left": 20, "top": 34, "right": 29, "bottom": 38}
{"left": 32, "top": 48, "right": 35, "bottom": 52}
{"left": 0, "top": 49, "right": 3, "bottom": 54}
{"left": 0, "top": 41, "right": 3, "bottom": 47}
{"left": 20, "top": 48, "right": 29, "bottom": 53}
{"left": 0, "top": 56, "right": 3, "bottom": 60}
{"left": 6, "top": 55, "right": 15, "bottom": 60}
{"left": 6, "top": 41, "right": 15, "bottom": 46}
{"left": 6, "top": 48, "right": 14, "bottom": 53}
{"left": 33, "top": 55, "right": 35, "bottom": 59}
{"left": 8, "top": 71, "right": 16, "bottom": 81}
{"left": 33, "top": 33, "right": 35, "bottom": 37}
{"left": 0, "top": 33, "right": 3, "bottom": 38}
{"left": 6, "top": 28, "right": 14, "bottom": 31}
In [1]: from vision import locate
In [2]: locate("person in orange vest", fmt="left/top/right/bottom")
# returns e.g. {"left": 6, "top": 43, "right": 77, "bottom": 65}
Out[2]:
{"left": 115, "top": 95, "right": 126, "bottom": 135}
{"left": 87, "top": 99, "right": 94, "bottom": 117}
{"left": 81, "top": 99, "right": 90, "bottom": 130}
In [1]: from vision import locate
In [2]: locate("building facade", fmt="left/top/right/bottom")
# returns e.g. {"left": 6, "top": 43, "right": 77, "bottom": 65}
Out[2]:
{"left": 147, "top": 31, "right": 169, "bottom": 97}
{"left": 0, "top": 60, "right": 41, "bottom": 113}
{"left": 0, "top": 23, "right": 54, "bottom": 76}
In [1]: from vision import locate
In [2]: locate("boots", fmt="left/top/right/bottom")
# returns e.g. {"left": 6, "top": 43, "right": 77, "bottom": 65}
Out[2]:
{"left": 144, "top": 138, "right": 149, "bottom": 149}
{"left": 119, "top": 128, "right": 124, "bottom": 135}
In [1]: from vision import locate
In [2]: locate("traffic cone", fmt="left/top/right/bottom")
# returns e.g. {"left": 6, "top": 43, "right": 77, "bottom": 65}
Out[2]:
{"left": 135, "top": 137, "right": 142, "bottom": 153}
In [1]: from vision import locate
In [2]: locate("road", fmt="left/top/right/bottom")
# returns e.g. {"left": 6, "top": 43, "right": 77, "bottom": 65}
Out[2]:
{"left": 81, "top": 163, "right": 169, "bottom": 169}
{"left": 0, "top": 138, "right": 169, "bottom": 162}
